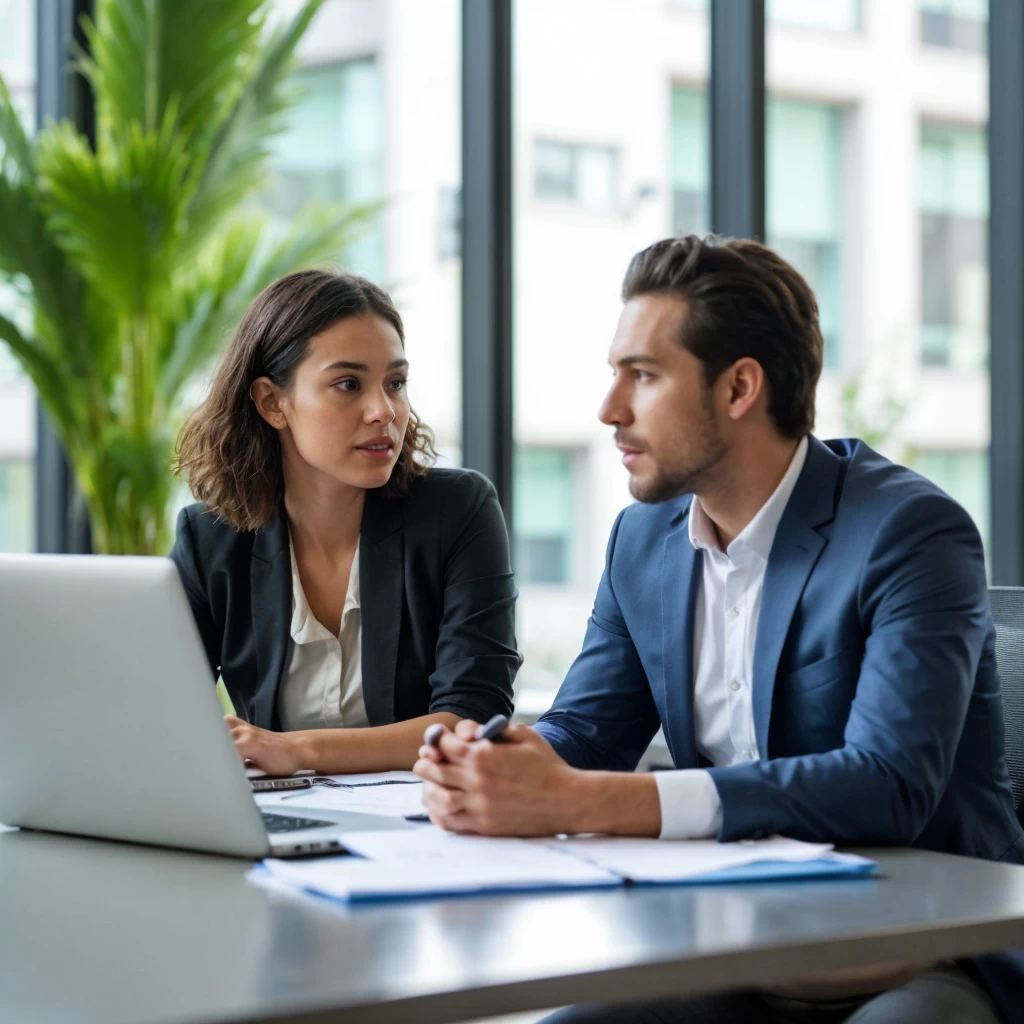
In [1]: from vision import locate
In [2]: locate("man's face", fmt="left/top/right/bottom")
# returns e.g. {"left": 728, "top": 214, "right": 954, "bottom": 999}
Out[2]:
{"left": 598, "top": 294, "right": 727, "bottom": 503}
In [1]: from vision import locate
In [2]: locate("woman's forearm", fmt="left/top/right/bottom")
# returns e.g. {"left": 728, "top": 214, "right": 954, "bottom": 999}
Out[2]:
{"left": 293, "top": 712, "right": 462, "bottom": 774}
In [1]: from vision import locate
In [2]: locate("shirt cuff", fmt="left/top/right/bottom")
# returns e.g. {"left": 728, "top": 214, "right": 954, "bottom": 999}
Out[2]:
{"left": 653, "top": 769, "right": 723, "bottom": 840}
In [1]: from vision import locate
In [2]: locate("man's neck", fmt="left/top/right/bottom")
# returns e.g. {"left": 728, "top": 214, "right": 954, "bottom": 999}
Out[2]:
{"left": 696, "top": 434, "right": 803, "bottom": 550}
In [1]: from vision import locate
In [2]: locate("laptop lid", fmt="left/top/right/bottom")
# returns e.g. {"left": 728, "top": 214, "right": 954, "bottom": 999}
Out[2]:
{"left": 0, "top": 554, "right": 272, "bottom": 857}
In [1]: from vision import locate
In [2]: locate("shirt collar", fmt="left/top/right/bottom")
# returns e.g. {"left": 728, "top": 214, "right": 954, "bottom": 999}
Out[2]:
{"left": 288, "top": 534, "right": 361, "bottom": 644}
{"left": 688, "top": 435, "right": 809, "bottom": 563}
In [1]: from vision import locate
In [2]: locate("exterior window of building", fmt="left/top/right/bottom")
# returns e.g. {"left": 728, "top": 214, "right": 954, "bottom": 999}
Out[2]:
{"left": 514, "top": 448, "right": 576, "bottom": 586}
{"left": 671, "top": 87, "right": 708, "bottom": 236}
{"left": 767, "top": 99, "right": 844, "bottom": 368}
{"left": 0, "top": 460, "right": 32, "bottom": 552}
{"left": 534, "top": 141, "right": 618, "bottom": 211}
{"left": 671, "top": 92, "right": 844, "bottom": 366}
{"left": 912, "top": 450, "right": 989, "bottom": 550}
{"left": 919, "top": 121, "right": 988, "bottom": 369}
{"left": 920, "top": 0, "right": 988, "bottom": 54}
{"left": 265, "top": 59, "right": 384, "bottom": 282}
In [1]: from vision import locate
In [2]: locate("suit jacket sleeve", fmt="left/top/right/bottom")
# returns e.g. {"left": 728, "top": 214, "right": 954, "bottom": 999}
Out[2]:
{"left": 534, "top": 510, "right": 662, "bottom": 770}
{"left": 168, "top": 507, "right": 221, "bottom": 679}
{"left": 426, "top": 475, "right": 519, "bottom": 722}
{"left": 708, "top": 492, "right": 990, "bottom": 845}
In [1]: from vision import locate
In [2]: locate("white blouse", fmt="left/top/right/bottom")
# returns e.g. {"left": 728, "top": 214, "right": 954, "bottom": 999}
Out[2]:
{"left": 276, "top": 536, "right": 369, "bottom": 732}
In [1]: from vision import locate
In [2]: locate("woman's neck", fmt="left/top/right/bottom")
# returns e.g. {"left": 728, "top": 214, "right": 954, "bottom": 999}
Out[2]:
{"left": 281, "top": 457, "right": 365, "bottom": 560}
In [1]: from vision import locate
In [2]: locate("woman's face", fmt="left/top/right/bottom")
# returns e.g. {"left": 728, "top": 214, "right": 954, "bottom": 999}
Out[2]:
{"left": 257, "top": 313, "right": 411, "bottom": 492}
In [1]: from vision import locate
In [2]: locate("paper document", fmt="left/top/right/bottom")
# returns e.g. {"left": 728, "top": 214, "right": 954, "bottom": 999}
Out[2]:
{"left": 255, "top": 829, "right": 620, "bottom": 902}
{"left": 254, "top": 771, "right": 426, "bottom": 818}
{"left": 541, "top": 835, "right": 837, "bottom": 883}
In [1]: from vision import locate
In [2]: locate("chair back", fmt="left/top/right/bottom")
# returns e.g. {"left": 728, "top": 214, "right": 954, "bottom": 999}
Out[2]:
{"left": 987, "top": 587, "right": 1024, "bottom": 822}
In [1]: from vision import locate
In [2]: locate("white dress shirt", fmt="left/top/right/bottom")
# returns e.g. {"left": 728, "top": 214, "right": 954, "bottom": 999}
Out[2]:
{"left": 654, "top": 437, "right": 809, "bottom": 839}
{"left": 276, "top": 536, "right": 370, "bottom": 732}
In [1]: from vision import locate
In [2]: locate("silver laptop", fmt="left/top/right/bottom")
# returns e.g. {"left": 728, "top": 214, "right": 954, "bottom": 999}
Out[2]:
{"left": 0, "top": 553, "right": 409, "bottom": 857}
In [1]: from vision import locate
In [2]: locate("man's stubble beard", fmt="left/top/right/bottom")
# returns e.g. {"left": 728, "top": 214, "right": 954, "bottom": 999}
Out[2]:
{"left": 629, "top": 401, "right": 728, "bottom": 505}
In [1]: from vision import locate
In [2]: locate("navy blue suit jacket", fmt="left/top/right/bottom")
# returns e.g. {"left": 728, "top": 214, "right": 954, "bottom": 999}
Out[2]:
{"left": 535, "top": 437, "right": 1024, "bottom": 1021}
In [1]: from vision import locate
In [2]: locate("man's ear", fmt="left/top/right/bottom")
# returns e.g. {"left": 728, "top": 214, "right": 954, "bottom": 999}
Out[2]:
{"left": 724, "top": 358, "right": 766, "bottom": 423}
{"left": 251, "top": 377, "right": 287, "bottom": 430}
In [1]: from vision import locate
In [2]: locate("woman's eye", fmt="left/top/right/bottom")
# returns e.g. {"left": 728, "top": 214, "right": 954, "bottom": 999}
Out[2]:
{"left": 334, "top": 378, "right": 359, "bottom": 392}
{"left": 389, "top": 378, "right": 409, "bottom": 391}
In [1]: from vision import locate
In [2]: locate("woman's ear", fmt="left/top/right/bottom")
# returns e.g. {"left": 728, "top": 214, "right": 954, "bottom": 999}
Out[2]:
{"left": 251, "top": 377, "right": 288, "bottom": 430}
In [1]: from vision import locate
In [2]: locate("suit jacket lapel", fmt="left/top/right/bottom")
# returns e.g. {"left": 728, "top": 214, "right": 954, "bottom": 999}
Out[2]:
{"left": 752, "top": 437, "right": 842, "bottom": 757}
{"left": 250, "top": 508, "right": 291, "bottom": 731}
{"left": 661, "top": 501, "right": 701, "bottom": 769}
{"left": 359, "top": 490, "right": 404, "bottom": 727}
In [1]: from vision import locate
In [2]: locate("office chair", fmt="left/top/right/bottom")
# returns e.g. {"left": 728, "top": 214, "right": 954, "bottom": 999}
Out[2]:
{"left": 988, "top": 587, "right": 1024, "bottom": 826}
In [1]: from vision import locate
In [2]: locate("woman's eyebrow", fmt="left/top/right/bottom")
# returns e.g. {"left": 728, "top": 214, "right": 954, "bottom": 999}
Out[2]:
{"left": 321, "top": 358, "right": 409, "bottom": 372}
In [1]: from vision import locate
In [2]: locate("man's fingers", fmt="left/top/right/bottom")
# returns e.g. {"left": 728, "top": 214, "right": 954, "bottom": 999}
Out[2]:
{"left": 414, "top": 757, "right": 471, "bottom": 791}
{"left": 436, "top": 728, "right": 472, "bottom": 762}
{"left": 422, "top": 780, "right": 467, "bottom": 817}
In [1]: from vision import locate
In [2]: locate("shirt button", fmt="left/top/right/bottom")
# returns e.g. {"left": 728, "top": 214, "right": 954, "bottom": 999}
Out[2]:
{"left": 729, "top": 605, "right": 741, "bottom": 619}
{"left": 729, "top": 680, "right": 741, "bottom": 692}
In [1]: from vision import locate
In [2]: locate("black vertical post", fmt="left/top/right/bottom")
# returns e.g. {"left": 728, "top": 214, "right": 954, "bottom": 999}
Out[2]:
{"left": 34, "top": 0, "right": 93, "bottom": 553}
{"left": 989, "top": 0, "right": 1024, "bottom": 583}
{"left": 461, "top": 0, "right": 514, "bottom": 528}
{"left": 709, "top": 0, "right": 766, "bottom": 241}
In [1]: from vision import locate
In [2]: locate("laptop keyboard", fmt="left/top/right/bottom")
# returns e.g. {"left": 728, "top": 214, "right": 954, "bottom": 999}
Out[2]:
{"left": 262, "top": 812, "right": 335, "bottom": 834}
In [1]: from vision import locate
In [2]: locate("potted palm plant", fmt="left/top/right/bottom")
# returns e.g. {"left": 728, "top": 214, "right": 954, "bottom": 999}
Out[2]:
{"left": 0, "top": 0, "right": 373, "bottom": 554}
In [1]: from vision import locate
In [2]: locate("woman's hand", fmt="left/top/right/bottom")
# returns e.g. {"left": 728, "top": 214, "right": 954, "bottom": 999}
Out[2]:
{"left": 224, "top": 715, "right": 307, "bottom": 776}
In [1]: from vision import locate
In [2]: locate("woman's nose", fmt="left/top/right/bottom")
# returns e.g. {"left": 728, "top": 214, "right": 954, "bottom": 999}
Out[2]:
{"left": 364, "top": 388, "right": 396, "bottom": 424}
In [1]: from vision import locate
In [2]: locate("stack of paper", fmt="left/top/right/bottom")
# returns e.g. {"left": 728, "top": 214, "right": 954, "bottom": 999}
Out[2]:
{"left": 249, "top": 830, "right": 876, "bottom": 905}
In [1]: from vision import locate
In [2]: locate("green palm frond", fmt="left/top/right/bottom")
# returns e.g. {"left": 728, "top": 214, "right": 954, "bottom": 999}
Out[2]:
{"left": 78, "top": 0, "right": 266, "bottom": 143}
{"left": 0, "top": 0, "right": 375, "bottom": 554}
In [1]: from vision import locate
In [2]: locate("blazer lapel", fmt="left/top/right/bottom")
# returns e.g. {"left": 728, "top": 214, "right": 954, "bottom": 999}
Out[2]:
{"left": 359, "top": 490, "right": 405, "bottom": 726}
{"left": 250, "top": 508, "right": 291, "bottom": 731}
{"left": 752, "top": 437, "right": 842, "bottom": 757}
{"left": 661, "top": 501, "right": 701, "bottom": 769}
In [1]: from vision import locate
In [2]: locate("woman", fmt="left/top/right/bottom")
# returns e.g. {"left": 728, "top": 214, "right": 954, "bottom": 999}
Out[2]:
{"left": 170, "top": 269, "right": 520, "bottom": 776}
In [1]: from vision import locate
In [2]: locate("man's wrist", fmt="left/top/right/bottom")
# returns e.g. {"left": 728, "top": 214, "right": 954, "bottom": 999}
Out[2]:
{"left": 562, "top": 768, "right": 661, "bottom": 837}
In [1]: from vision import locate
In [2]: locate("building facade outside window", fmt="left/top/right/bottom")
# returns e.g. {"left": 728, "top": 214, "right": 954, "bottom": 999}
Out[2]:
{"left": 671, "top": 89, "right": 844, "bottom": 368}
{"left": 920, "top": 0, "right": 988, "bottom": 53}
{"left": 513, "top": 448, "right": 577, "bottom": 586}
{"left": 767, "top": 99, "right": 844, "bottom": 369}
{"left": 919, "top": 121, "right": 988, "bottom": 369}
{"left": 265, "top": 59, "right": 385, "bottom": 283}
{"left": 534, "top": 140, "right": 618, "bottom": 211}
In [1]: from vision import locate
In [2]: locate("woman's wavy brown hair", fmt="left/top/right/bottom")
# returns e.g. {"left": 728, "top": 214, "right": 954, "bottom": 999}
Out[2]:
{"left": 175, "top": 269, "right": 436, "bottom": 532}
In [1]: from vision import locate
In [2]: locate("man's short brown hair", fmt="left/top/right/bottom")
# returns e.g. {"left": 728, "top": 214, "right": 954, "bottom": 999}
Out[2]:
{"left": 621, "top": 234, "right": 823, "bottom": 438}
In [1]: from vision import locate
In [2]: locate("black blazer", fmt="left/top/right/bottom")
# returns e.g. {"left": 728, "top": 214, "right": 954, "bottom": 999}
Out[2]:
{"left": 169, "top": 468, "right": 520, "bottom": 731}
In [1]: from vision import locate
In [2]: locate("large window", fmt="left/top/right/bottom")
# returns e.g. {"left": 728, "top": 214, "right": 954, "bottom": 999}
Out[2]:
{"left": 513, "top": 448, "right": 577, "bottom": 585}
{"left": 266, "top": 59, "right": 385, "bottom": 282}
{"left": 767, "top": 99, "right": 844, "bottom": 368}
{"left": 514, "top": 0, "right": 710, "bottom": 696}
{"left": 919, "top": 121, "right": 988, "bottom": 369}
{"left": 0, "top": 0, "right": 35, "bottom": 553}
{"left": 266, "top": 0, "right": 463, "bottom": 461}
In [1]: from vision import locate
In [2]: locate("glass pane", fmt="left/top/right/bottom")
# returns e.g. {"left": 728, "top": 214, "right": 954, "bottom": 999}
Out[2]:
{"left": 767, "top": 98, "right": 844, "bottom": 368}
{"left": 256, "top": 0, "right": 462, "bottom": 463}
{"left": 769, "top": 0, "right": 861, "bottom": 32}
{"left": 769, "top": 0, "right": 990, "bottom": 553}
{"left": 513, "top": 0, "right": 710, "bottom": 698}
{"left": 0, "top": 0, "right": 36, "bottom": 552}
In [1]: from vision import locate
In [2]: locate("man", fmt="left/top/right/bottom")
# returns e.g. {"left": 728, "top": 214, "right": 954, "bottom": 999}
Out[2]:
{"left": 414, "top": 235, "right": 1024, "bottom": 1023}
